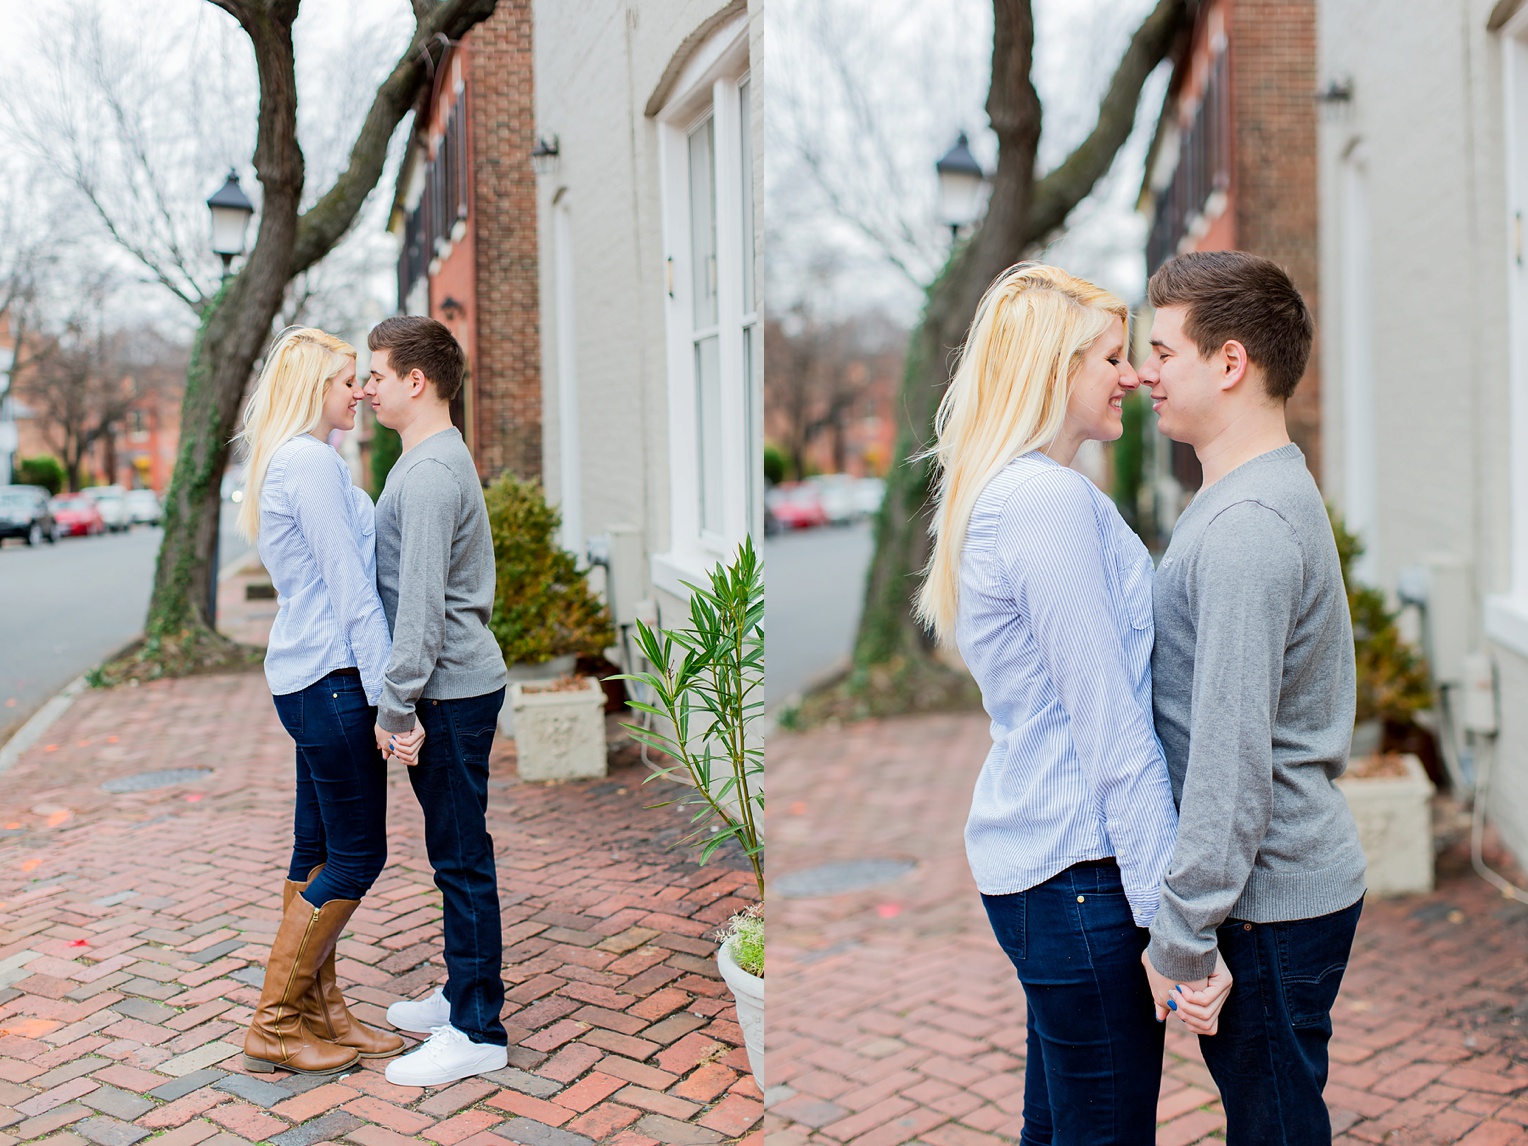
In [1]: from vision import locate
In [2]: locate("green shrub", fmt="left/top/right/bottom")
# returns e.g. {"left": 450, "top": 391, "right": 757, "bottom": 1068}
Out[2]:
{"left": 15, "top": 455, "right": 65, "bottom": 495}
{"left": 369, "top": 424, "right": 402, "bottom": 501}
{"left": 1330, "top": 509, "right": 1433, "bottom": 725}
{"left": 485, "top": 473, "right": 614, "bottom": 665}
{"left": 763, "top": 443, "right": 786, "bottom": 486}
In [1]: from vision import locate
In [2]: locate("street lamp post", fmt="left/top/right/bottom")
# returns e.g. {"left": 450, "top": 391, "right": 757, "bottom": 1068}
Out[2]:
{"left": 204, "top": 169, "right": 255, "bottom": 628}
{"left": 935, "top": 131, "right": 987, "bottom": 242}
{"left": 530, "top": 135, "right": 560, "bottom": 178}
{"left": 207, "top": 170, "right": 256, "bottom": 278}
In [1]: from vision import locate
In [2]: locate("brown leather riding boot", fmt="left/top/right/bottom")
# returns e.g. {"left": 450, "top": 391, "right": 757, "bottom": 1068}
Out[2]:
{"left": 285, "top": 867, "right": 405, "bottom": 1059}
{"left": 242, "top": 890, "right": 361, "bottom": 1075}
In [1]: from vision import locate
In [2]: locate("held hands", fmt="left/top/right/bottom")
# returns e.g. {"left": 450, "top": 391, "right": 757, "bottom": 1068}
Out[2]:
{"left": 1142, "top": 948, "right": 1233, "bottom": 1036}
{"left": 374, "top": 721, "right": 426, "bottom": 766}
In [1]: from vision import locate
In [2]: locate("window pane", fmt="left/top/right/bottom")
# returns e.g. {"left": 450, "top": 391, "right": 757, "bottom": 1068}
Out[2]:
{"left": 688, "top": 117, "right": 718, "bottom": 329}
{"left": 739, "top": 80, "right": 755, "bottom": 315}
{"left": 695, "top": 334, "right": 723, "bottom": 533}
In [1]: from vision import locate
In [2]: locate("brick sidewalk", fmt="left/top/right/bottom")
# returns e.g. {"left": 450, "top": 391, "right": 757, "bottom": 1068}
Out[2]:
{"left": 0, "top": 664, "right": 762, "bottom": 1146}
{"left": 769, "top": 713, "right": 1528, "bottom": 1146}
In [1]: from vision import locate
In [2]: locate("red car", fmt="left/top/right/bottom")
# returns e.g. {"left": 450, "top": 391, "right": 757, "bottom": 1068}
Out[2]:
{"left": 50, "top": 495, "right": 106, "bottom": 537}
{"left": 765, "top": 482, "right": 830, "bottom": 530}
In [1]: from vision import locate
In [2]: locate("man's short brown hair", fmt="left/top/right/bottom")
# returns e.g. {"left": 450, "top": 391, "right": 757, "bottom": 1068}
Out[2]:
{"left": 1147, "top": 250, "right": 1314, "bottom": 401}
{"left": 367, "top": 316, "right": 466, "bottom": 403}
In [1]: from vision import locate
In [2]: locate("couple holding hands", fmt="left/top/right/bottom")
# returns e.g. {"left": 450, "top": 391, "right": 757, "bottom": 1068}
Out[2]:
{"left": 234, "top": 316, "right": 513, "bottom": 1089}
{"left": 929, "top": 251, "right": 1366, "bottom": 1145}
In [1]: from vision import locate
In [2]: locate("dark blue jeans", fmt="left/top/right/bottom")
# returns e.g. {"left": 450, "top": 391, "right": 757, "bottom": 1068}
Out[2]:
{"left": 272, "top": 670, "right": 388, "bottom": 908}
{"left": 408, "top": 689, "right": 507, "bottom": 1047}
{"left": 982, "top": 860, "right": 1164, "bottom": 1145}
{"left": 1200, "top": 897, "right": 1364, "bottom": 1145}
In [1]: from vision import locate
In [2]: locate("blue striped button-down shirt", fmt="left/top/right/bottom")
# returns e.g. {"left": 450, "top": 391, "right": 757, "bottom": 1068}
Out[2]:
{"left": 957, "top": 452, "right": 1178, "bottom": 926}
{"left": 258, "top": 435, "right": 392, "bottom": 704}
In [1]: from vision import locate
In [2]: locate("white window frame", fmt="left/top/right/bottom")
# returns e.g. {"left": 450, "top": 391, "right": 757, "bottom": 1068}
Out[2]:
{"left": 651, "top": 12, "right": 752, "bottom": 600}
{"left": 1489, "top": 14, "right": 1528, "bottom": 657}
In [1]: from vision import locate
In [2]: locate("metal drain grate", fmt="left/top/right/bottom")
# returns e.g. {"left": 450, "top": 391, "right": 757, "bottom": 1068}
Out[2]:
{"left": 773, "top": 858, "right": 916, "bottom": 899}
{"left": 101, "top": 768, "right": 214, "bottom": 794}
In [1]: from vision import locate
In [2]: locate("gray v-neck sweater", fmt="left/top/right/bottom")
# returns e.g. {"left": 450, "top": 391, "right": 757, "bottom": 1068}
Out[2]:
{"left": 1145, "top": 443, "right": 1367, "bottom": 981}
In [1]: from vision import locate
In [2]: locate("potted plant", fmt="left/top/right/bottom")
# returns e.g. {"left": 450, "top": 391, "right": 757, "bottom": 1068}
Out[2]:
{"left": 617, "top": 538, "right": 764, "bottom": 1085}
{"left": 485, "top": 474, "right": 614, "bottom": 738}
{"left": 1331, "top": 511, "right": 1437, "bottom": 894}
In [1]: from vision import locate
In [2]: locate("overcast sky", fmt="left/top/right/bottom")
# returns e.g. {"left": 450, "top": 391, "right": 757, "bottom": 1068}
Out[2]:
{"left": 766, "top": 0, "right": 1169, "bottom": 325}
{"left": 0, "top": 0, "right": 415, "bottom": 340}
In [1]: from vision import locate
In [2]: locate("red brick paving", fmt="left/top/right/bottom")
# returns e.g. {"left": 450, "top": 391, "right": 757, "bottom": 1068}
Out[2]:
{"left": 0, "top": 604, "right": 761, "bottom": 1146}
{"left": 771, "top": 712, "right": 1528, "bottom": 1146}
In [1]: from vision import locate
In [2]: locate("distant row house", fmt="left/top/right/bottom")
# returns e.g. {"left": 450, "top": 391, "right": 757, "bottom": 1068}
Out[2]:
{"left": 1139, "top": 0, "right": 1528, "bottom": 876}
{"left": 384, "top": 0, "right": 760, "bottom": 632}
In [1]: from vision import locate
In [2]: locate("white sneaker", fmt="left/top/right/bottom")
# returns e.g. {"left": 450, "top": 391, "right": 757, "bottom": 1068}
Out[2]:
{"left": 386, "top": 986, "right": 451, "bottom": 1034}
{"left": 384, "top": 1023, "right": 508, "bottom": 1087}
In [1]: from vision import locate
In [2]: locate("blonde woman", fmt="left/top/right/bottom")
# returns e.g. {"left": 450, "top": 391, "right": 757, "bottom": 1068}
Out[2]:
{"left": 235, "top": 327, "right": 415, "bottom": 1076}
{"left": 916, "top": 265, "right": 1229, "bottom": 1143}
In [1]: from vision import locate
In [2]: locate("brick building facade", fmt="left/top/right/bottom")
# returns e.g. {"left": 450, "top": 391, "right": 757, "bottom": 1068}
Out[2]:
{"left": 390, "top": 0, "right": 539, "bottom": 482}
{"left": 1140, "top": 0, "right": 1323, "bottom": 510}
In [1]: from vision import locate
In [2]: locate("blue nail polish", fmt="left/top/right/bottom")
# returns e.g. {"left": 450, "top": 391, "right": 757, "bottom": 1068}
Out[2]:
{"left": 1167, "top": 999, "right": 1177, "bottom": 1011}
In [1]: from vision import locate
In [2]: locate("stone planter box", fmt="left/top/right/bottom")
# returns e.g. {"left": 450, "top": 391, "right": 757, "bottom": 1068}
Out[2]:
{"left": 509, "top": 676, "right": 607, "bottom": 782}
{"left": 498, "top": 655, "right": 577, "bottom": 738}
{"left": 1336, "top": 753, "right": 1435, "bottom": 896}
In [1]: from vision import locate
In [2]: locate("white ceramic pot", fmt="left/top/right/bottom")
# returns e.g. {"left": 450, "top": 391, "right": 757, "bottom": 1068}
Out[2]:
{"left": 717, "top": 937, "right": 764, "bottom": 1087}
{"left": 509, "top": 676, "right": 607, "bottom": 781}
{"left": 498, "top": 655, "right": 578, "bottom": 737}
{"left": 1336, "top": 753, "right": 1436, "bottom": 895}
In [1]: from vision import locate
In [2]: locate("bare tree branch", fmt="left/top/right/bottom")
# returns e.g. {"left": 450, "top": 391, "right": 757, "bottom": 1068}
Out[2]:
{"left": 290, "top": 0, "right": 498, "bottom": 274}
{"left": 1026, "top": 0, "right": 1184, "bottom": 244}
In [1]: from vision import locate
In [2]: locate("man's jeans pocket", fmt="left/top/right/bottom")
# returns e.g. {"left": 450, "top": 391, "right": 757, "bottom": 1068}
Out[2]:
{"left": 1274, "top": 899, "right": 1363, "bottom": 1029}
{"left": 982, "top": 892, "right": 1027, "bottom": 962}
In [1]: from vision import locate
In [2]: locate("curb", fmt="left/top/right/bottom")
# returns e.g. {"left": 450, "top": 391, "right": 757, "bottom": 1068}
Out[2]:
{"left": 0, "top": 548, "right": 262, "bottom": 774}
{"left": 0, "top": 675, "right": 87, "bottom": 778}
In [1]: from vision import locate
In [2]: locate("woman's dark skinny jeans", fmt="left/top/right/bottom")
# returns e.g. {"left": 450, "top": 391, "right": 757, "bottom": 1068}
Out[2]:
{"left": 272, "top": 670, "right": 389, "bottom": 910}
{"left": 982, "top": 859, "right": 1164, "bottom": 1145}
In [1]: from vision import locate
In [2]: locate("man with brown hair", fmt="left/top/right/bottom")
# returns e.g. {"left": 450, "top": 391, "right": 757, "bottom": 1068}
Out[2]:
{"left": 362, "top": 316, "right": 510, "bottom": 1086}
{"left": 1137, "top": 250, "right": 1366, "bottom": 1144}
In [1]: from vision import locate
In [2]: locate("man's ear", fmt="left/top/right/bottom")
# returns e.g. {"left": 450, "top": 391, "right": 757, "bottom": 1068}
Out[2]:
{"left": 407, "top": 368, "right": 429, "bottom": 398}
{"left": 1218, "top": 339, "right": 1250, "bottom": 392}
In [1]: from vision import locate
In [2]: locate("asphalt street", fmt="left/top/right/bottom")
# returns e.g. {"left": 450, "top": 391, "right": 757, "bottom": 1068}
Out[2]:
{"left": 0, "top": 501, "right": 252, "bottom": 744}
{"left": 763, "top": 519, "right": 874, "bottom": 708}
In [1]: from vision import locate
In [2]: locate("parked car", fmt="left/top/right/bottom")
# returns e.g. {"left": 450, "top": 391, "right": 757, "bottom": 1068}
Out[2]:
{"left": 853, "top": 476, "right": 886, "bottom": 519}
{"left": 0, "top": 485, "right": 58, "bottom": 546}
{"left": 84, "top": 485, "right": 129, "bottom": 532}
{"left": 764, "top": 482, "right": 829, "bottom": 530}
{"left": 806, "top": 474, "right": 859, "bottom": 525}
{"left": 124, "top": 489, "right": 162, "bottom": 525}
{"left": 50, "top": 494, "right": 106, "bottom": 537}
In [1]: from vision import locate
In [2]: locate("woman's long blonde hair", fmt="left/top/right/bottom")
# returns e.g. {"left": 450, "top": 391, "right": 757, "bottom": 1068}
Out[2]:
{"left": 915, "top": 263, "right": 1127, "bottom": 644}
{"left": 235, "top": 326, "right": 356, "bottom": 542}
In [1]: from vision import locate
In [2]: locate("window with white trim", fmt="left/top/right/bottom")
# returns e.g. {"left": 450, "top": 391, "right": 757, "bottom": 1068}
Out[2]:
{"left": 653, "top": 14, "right": 756, "bottom": 597}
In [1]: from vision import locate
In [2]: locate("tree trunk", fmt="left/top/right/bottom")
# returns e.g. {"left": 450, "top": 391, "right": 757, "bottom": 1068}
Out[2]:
{"left": 120, "top": 0, "right": 500, "bottom": 675}
{"left": 846, "top": 0, "right": 1187, "bottom": 709}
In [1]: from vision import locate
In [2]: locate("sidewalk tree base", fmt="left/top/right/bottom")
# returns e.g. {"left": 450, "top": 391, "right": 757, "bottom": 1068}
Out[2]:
{"left": 88, "top": 630, "right": 265, "bottom": 689}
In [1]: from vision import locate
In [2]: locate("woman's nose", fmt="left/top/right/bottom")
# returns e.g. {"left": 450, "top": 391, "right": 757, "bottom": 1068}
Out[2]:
{"left": 1118, "top": 362, "right": 1141, "bottom": 390}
